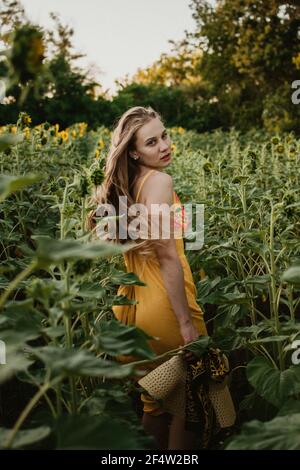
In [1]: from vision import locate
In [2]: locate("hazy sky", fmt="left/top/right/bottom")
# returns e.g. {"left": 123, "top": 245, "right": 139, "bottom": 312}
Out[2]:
{"left": 21, "top": 0, "right": 196, "bottom": 97}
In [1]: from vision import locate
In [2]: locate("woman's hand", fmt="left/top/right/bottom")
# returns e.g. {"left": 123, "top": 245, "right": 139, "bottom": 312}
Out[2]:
{"left": 179, "top": 320, "right": 200, "bottom": 361}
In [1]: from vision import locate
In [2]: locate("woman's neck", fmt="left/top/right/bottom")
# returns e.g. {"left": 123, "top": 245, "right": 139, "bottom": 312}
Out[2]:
{"left": 137, "top": 164, "right": 163, "bottom": 178}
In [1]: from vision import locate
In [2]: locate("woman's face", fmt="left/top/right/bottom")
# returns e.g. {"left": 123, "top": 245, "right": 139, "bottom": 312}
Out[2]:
{"left": 132, "top": 117, "right": 172, "bottom": 170}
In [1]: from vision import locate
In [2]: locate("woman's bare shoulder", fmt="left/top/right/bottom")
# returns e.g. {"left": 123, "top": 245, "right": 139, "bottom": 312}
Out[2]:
{"left": 141, "top": 171, "right": 174, "bottom": 204}
{"left": 143, "top": 170, "right": 172, "bottom": 185}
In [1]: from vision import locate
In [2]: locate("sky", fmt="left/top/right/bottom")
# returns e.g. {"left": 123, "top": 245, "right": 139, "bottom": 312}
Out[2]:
{"left": 21, "top": 0, "right": 196, "bottom": 97}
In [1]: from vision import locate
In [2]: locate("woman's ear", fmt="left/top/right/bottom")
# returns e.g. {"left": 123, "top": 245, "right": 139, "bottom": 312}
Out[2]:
{"left": 130, "top": 152, "right": 139, "bottom": 160}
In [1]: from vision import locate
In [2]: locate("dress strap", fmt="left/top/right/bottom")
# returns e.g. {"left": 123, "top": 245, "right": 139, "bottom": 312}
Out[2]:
{"left": 135, "top": 169, "right": 156, "bottom": 202}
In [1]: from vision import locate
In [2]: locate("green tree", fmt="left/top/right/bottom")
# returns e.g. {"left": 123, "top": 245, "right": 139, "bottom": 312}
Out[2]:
{"left": 0, "top": 3, "right": 112, "bottom": 128}
{"left": 187, "top": 0, "right": 300, "bottom": 131}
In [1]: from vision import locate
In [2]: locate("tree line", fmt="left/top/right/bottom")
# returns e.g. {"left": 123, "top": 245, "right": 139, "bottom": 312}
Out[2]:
{"left": 0, "top": 0, "right": 299, "bottom": 133}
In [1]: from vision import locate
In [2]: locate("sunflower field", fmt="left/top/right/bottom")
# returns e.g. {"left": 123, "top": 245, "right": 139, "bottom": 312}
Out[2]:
{"left": 1, "top": 1, "right": 300, "bottom": 452}
{"left": 0, "top": 116, "right": 300, "bottom": 450}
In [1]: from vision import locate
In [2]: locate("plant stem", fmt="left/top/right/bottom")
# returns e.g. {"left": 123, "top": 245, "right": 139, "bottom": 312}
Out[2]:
{"left": 81, "top": 196, "right": 86, "bottom": 235}
{"left": 269, "top": 203, "right": 284, "bottom": 370}
{"left": 4, "top": 378, "right": 60, "bottom": 449}
{"left": 0, "top": 259, "right": 37, "bottom": 310}
{"left": 60, "top": 182, "right": 69, "bottom": 240}
{"left": 62, "top": 266, "right": 77, "bottom": 415}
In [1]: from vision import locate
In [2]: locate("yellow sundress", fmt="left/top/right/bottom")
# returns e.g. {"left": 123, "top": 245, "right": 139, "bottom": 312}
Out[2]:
{"left": 112, "top": 169, "right": 208, "bottom": 415}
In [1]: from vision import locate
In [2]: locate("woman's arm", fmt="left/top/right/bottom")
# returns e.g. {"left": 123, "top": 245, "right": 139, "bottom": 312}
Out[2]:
{"left": 158, "top": 255, "right": 200, "bottom": 345}
{"left": 142, "top": 172, "right": 199, "bottom": 347}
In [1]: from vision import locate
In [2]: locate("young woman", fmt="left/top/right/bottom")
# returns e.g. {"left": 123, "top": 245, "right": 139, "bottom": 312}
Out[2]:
{"left": 87, "top": 106, "right": 208, "bottom": 450}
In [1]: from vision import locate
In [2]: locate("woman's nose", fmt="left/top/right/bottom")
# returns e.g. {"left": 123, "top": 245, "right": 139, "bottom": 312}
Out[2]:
{"left": 159, "top": 139, "right": 169, "bottom": 151}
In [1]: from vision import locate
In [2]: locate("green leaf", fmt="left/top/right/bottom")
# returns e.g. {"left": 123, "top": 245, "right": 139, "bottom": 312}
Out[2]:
{"left": 78, "top": 383, "right": 151, "bottom": 446}
{"left": 213, "top": 326, "right": 245, "bottom": 351}
{"left": 94, "top": 319, "right": 156, "bottom": 360}
{"left": 112, "top": 294, "right": 138, "bottom": 306}
{"left": 110, "top": 270, "right": 147, "bottom": 286}
{"left": 0, "top": 133, "right": 24, "bottom": 151}
{"left": 225, "top": 414, "right": 300, "bottom": 450}
{"left": 77, "top": 282, "right": 106, "bottom": 299}
{"left": 55, "top": 415, "right": 146, "bottom": 450}
{"left": 240, "top": 230, "right": 266, "bottom": 241}
{"left": 80, "top": 383, "right": 135, "bottom": 418}
{"left": 203, "top": 291, "right": 250, "bottom": 305}
{"left": 31, "top": 236, "right": 124, "bottom": 267}
{"left": 242, "top": 274, "right": 271, "bottom": 285}
{"left": 237, "top": 323, "right": 271, "bottom": 338}
{"left": 32, "top": 346, "right": 135, "bottom": 378}
{"left": 42, "top": 326, "right": 65, "bottom": 338}
{"left": 248, "top": 335, "right": 289, "bottom": 345}
{"left": 246, "top": 357, "right": 300, "bottom": 408}
{"left": 282, "top": 265, "right": 300, "bottom": 286}
{"left": 0, "top": 174, "right": 42, "bottom": 201}
{"left": 25, "top": 278, "right": 64, "bottom": 305}
{"left": 185, "top": 335, "right": 212, "bottom": 356}
{"left": 277, "top": 400, "right": 300, "bottom": 417}
{"left": 0, "top": 337, "right": 34, "bottom": 384}
{"left": 1, "top": 299, "right": 44, "bottom": 340}
{"left": 0, "top": 426, "right": 50, "bottom": 449}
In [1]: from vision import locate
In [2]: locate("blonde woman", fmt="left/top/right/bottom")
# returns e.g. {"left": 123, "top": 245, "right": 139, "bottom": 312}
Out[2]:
{"left": 87, "top": 106, "right": 208, "bottom": 450}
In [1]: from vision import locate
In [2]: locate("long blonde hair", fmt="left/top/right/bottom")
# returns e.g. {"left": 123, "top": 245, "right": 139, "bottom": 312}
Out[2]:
{"left": 86, "top": 106, "right": 166, "bottom": 258}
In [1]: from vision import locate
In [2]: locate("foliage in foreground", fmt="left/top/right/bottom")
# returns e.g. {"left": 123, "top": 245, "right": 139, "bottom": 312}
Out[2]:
{"left": 0, "top": 119, "right": 299, "bottom": 449}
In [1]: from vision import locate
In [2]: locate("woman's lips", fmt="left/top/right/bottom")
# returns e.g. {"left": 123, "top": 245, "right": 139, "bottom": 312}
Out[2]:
{"left": 161, "top": 153, "right": 171, "bottom": 161}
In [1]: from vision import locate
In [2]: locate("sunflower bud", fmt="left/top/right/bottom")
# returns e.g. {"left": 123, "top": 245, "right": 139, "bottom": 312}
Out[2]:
{"left": 10, "top": 25, "right": 45, "bottom": 84}
{"left": 90, "top": 168, "right": 105, "bottom": 186}
{"left": 276, "top": 144, "right": 284, "bottom": 154}
{"left": 271, "top": 137, "right": 280, "bottom": 145}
